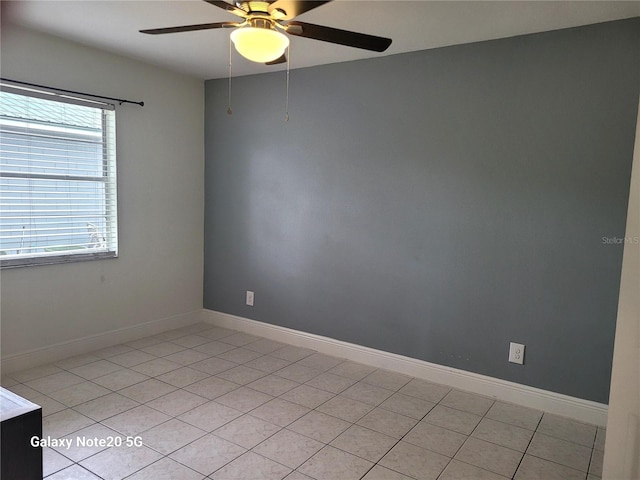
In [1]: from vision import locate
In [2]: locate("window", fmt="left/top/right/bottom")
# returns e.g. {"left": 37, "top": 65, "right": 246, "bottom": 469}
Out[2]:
{"left": 0, "top": 84, "right": 118, "bottom": 268}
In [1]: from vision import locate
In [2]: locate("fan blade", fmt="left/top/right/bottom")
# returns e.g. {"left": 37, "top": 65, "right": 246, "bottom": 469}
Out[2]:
{"left": 285, "top": 21, "right": 391, "bottom": 52}
{"left": 140, "top": 22, "right": 238, "bottom": 35}
{"left": 268, "top": 0, "right": 331, "bottom": 20}
{"left": 265, "top": 54, "right": 287, "bottom": 65}
{"left": 203, "top": 0, "right": 247, "bottom": 18}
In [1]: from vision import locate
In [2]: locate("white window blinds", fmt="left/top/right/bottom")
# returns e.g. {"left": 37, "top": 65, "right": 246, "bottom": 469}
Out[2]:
{"left": 0, "top": 84, "right": 118, "bottom": 268}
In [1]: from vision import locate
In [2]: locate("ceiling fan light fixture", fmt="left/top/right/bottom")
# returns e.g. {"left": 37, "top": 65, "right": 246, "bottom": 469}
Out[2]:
{"left": 230, "top": 26, "right": 289, "bottom": 63}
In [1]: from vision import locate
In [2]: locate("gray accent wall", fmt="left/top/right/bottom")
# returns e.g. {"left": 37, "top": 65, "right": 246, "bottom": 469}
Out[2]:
{"left": 204, "top": 18, "right": 640, "bottom": 403}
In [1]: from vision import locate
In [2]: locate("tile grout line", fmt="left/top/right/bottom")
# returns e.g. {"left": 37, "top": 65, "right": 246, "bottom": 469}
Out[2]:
{"left": 507, "top": 406, "right": 544, "bottom": 479}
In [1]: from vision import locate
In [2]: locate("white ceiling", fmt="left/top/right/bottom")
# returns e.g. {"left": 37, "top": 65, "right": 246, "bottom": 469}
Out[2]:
{"left": 3, "top": 1, "right": 639, "bottom": 79}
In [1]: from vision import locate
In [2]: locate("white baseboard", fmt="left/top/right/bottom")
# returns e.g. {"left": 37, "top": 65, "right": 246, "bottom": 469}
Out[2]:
{"left": 0, "top": 309, "right": 204, "bottom": 374}
{"left": 203, "top": 309, "right": 608, "bottom": 426}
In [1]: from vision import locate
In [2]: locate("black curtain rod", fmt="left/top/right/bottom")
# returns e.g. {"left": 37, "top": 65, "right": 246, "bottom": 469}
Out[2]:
{"left": 0, "top": 78, "right": 144, "bottom": 107}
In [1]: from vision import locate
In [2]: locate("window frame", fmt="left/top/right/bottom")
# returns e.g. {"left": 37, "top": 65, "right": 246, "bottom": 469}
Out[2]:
{"left": 0, "top": 84, "right": 118, "bottom": 269}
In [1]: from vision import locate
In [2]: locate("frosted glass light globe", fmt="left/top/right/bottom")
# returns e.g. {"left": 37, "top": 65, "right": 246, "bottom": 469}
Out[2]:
{"left": 230, "top": 27, "right": 289, "bottom": 63}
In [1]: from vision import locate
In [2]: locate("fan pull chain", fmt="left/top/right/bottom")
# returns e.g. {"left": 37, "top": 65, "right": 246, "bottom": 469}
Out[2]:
{"left": 285, "top": 46, "right": 290, "bottom": 122}
{"left": 227, "top": 38, "right": 233, "bottom": 115}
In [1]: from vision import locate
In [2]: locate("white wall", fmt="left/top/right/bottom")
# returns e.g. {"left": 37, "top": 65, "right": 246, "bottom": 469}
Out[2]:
{"left": 0, "top": 24, "right": 205, "bottom": 368}
{"left": 603, "top": 99, "right": 640, "bottom": 479}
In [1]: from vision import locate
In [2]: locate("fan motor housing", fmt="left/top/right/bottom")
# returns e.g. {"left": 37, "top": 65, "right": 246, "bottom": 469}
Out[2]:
{"left": 248, "top": 17, "right": 276, "bottom": 30}
{"left": 239, "top": 1, "right": 271, "bottom": 14}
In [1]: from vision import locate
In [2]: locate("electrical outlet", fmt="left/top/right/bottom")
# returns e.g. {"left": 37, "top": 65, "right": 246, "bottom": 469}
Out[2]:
{"left": 509, "top": 342, "right": 525, "bottom": 364}
{"left": 246, "top": 290, "right": 254, "bottom": 306}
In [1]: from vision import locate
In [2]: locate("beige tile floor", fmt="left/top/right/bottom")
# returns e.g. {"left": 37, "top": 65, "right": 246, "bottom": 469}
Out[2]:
{"left": 1, "top": 323, "right": 605, "bottom": 480}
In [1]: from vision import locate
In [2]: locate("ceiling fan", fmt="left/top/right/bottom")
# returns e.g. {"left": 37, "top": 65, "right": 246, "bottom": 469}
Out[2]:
{"left": 140, "top": 0, "right": 392, "bottom": 65}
